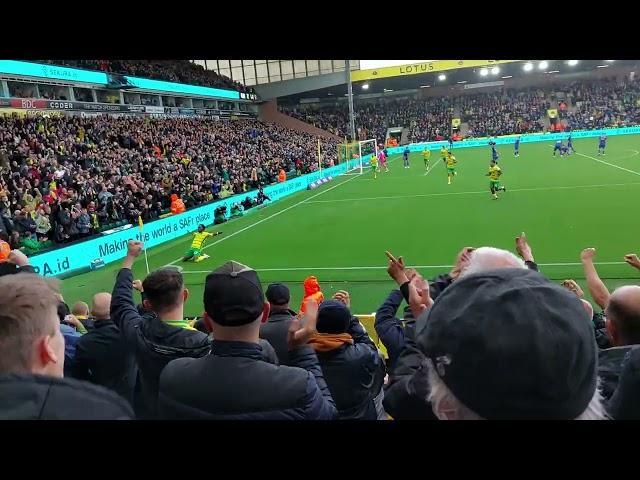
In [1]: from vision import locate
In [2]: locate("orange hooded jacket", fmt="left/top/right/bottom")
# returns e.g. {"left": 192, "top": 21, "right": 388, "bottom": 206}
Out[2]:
{"left": 299, "top": 276, "right": 324, "bottom": 315}
{"left": 170, "top": 193, "right": 186, "bottom": 214}
{"left": 278, "top": 169, "right": 286, "bottom": 183}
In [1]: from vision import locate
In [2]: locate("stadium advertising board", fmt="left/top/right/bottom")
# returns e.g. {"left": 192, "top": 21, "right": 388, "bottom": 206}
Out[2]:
{"left": 28, "top": 160, "right": 359, "bottom": 277}
{"left": 386, "top": 126, "right": 640, "bottom": 154}
{"left": 0, "top": 60, "right": 109, "bottom": 85}
{"left": 351, "top": 60, "right": 519, "bottom": 82}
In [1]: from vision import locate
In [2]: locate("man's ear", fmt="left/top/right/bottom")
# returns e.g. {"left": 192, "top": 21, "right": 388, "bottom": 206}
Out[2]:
{"left": 203, "top": 312, "right": 214, "bottom": 332}
{"left": 183, "top": 288, "right": 189, "bottom": 303}
{"left": 142, "top": 299, "right": 152, "bottom": 311}
{"left": 261, "top": 302, "right": 270, "bottom": 324}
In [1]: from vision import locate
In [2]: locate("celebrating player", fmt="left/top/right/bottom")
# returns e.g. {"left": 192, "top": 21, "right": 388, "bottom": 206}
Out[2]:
{"left": 422, "top": 148, "right": 431, "bottom": 172}
{"left": 598, "top": 135, "right": 607, "bottom": 155}
{"left": 182, "top": 224, "right": 222, "bottom": 262}
{"left": 514, "top": 136, "right": 521, "bottom": 157}
{"left": 378, "top": 149, "right": 389, "bottom": 173}
{"left": 553, "top": 139, "right": 563, "bottom": 156}
{"left": 370, "top": 153, "right": 379, "bottom": 179}
{"left": 446, "top": 151, "right": 457, "bottom": 185}
{"left": 403, "top": 146, "right": 410, "bottom": 169}
{"left": 486, "top": 159, "right": 506, "bottom": 200}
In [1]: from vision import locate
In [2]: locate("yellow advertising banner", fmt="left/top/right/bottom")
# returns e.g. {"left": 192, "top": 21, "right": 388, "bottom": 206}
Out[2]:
{"left": 351, "top": 60, "right": 520, "bottom": 82}
{"left": 452, "top": 118, "right": 461, "bottom": 128}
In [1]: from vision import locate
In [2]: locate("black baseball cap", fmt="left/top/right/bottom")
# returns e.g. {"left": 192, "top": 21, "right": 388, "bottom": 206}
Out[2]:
{"left": 203, "top": 261, "right": 265, "bottom": 326}
{"left": 317, "top": 300, "right": 351, "bottom": 334}
{"left": 265, "top": 283, "right": 290, "bottom": 306}
{"left": 417, "top": 268, "right": 597, "bottom": 420}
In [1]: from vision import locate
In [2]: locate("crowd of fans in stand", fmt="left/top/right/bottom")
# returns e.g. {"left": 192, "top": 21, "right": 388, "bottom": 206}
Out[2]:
{"left": 0, "top": 114, "right": 338, "bottom": 253}
{"left": 2, "top": 231, "right": 639, "bottom": 420}
{"left": 282, "top": 98, "right": 454, "bottom": 142}
{"left": 36, "top": 60, "right": 253, "bottom": 93}
{"left": 282, "top": 77, "right": 640, "bottom": 141}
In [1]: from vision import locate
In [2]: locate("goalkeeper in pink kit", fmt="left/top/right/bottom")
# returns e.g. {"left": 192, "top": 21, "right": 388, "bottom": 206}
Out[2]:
{"left": 378, "top": 148, "right": 389, "bottom": 173}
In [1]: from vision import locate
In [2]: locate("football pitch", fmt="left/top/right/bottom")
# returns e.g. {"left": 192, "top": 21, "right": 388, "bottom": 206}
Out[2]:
{"left": 62, "top": 135, "right": 640, "bottom": 316}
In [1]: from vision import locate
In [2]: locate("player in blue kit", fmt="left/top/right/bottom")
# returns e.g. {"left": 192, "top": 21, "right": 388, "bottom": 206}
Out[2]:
{"left": 553, "top": 139, "right": 563, "bottom": 156}
{"left": 567, "top": 134, "right": 574, "bottom": 154}
{"left": 598, "top": 135, "right": 607, "bottom": 155}
{"left": 490, "top": 142, "right": 499, "bottom": 163}
{"left": 514, "top": 136, "right": 521, "bottom": 157}
{"left": 403, "top": 146, "right": 410, "bottom": 168}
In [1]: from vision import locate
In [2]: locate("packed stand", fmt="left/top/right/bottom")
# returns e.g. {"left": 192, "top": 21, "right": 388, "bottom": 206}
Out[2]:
{"left": 282, "top": 78, "right": 640, "bottom": 141}
{"left": 561, "top": 79, "right": 640, "bottom": 130}
{"left": 3, "top": 229, "right": 640, "bottom": 420}
{"left": 0, "top": 115, "right": 338, "bottom": 252}
{"left": 283, "top": 98, "right": 454, "bottom": 144}
{"left": 35, "top": 60, "right": 253, "bottom": 94}
{"left": 459, "top": 89, "right": 549, "bottom": 137}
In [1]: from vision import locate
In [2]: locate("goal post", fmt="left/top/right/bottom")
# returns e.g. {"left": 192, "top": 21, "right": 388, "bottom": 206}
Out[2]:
{"left": 339, "top": 139, "right": 379, "bottom": 174}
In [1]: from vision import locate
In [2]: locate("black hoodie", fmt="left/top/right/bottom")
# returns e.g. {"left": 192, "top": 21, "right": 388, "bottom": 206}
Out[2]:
{"left": 0, "top": 374, "right": 134, "bottom": 420}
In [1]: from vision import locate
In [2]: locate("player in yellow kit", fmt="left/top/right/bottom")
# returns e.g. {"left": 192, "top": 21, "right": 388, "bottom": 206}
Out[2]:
{"left": 440, "top": 146, "right": 448, "bottom": 164}
{"left": 422, "top": 148, "right": 431, "bottom": 172}
{"left": 370, "top": 154, "right": 379, "bottom": 179}
{"left": 182, "top": 224, "right": 223, "bottom": 262}
{"left": 486, "top": 159, "right": 506, "bottom": 199}
{"left": 446, "top": 151, "right": 457, "bottom": 185}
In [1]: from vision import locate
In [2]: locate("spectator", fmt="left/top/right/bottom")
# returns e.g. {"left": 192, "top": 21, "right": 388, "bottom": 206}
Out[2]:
{"left": 71, "top": 300, "right": 94, "bottom": 331}
{"left": 0, "top": 274, "right": 133, "bottom": 419}
{"left": 70, "top": 293, "right": 137, "bottom": 404}
{"left": 158, "top": 260, "right": 338, "bottom": 420}
{"left": 608, "top": 347, "right": 640, "bottom": 419}
{"left": 0, "top": 245, "right": 36, "bottom": 277}
{"left": 383, "top": 245, "right": 529, "bottom": 420}
{"left": 110, "top": 240, "right": 211, "bottom": 419}
{"left": 260, "top": 283, "right": 298, "bottom": 365}
{"left": 416, "top": 268, "right": 605, "bottom": 419}
{"left": 310, "top": 297, "right": 385, "bottom": 420}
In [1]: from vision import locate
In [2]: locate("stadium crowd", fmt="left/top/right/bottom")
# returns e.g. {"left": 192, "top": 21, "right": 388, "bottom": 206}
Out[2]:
{"left": 0, "top": 115, "right": 338, "bottom": 252}
{"left": 282, "top": 77, "right": 640, "bottom": 140}
{"left": 37, "top": 60, "right": 252, "bottom": 93}
{"left": 1, "top": 232, "right": 639, "bottom": 420}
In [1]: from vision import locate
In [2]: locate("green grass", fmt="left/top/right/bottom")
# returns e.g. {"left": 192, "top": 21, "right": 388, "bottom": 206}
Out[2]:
{"left": 62, "top": 135, "right": 640, "bottom": 316}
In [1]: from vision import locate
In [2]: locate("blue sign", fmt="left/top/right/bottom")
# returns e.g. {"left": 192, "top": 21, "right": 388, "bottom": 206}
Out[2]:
{"left": 0, "top": 60, "right": 109, "bottom": 85}
{"left": 123, "top": 76, "right": 240, "bottom": 100}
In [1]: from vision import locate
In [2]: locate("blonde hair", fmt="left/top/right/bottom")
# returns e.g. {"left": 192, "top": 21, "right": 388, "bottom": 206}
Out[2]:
{"left": 426, "top": 360, "right": 607, "bottom": 420}
{"left": 0, "top": 274, "right": 61, "bottom": 374}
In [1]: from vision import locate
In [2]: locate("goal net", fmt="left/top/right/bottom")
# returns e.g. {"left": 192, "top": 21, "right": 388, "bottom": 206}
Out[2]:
{"left": 340, "top": 139, "right": 379, "bottom": 174}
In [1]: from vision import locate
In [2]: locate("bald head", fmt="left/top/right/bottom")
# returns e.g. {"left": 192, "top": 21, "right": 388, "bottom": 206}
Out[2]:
{"left": 606, "top": 285, "right": 640, "bottom": 346}
{"left": 460, "top": 247, "right": 526, "bottom": 278}
{"left": 91, "top": 293, "right": 112, "bottom": 321}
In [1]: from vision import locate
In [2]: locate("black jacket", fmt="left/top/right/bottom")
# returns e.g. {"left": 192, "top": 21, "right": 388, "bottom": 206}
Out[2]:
{"left": 598, "top": 345, "right": 636, "bottom": 400}
{"left": 158, "top": 340, "right": 338, "bottom": 420}
{"left": 316, "top": 317, "right": 385, "bottom": 420}
{"left": 68, "top": 319, "right": 137, "bottom": 404}
{"left": 0, "top": 374, "right": 134, "bottom": 420}
{"left": 383, "top": 314, "right": 436, "bottom": 420}
{"left": 259, "top": 308, "right": 298, "bottom": 365}
{"left": 607, "top": 346, "right": 640, "bottom": 419}
{"left": 111, "top": 268, "right": 211, "bottom": 418}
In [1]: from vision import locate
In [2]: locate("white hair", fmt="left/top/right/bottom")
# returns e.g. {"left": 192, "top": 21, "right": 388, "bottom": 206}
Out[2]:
{"left": 460, "top": 246, "right": 526, "bottom": 278}
{"left": 425, "top": 360, "right": 608, "bottom": 420}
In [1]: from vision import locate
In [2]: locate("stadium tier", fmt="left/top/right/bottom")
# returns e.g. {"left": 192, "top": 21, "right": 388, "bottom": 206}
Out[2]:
{"left": 1, "top": 59, "right": 639, "bottom": 421}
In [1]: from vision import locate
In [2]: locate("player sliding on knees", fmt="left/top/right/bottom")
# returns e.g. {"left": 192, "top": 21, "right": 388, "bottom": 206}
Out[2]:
{"left": 486, "top": 159, "right": 506, "bottom": 200}
{"left": 182, "top": 224, "right": 223, "bottom": 262}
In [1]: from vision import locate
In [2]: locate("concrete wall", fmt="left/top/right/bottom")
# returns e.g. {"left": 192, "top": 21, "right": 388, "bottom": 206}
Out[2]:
{"left": 259, "top": 100, "right": 342, "bottom": 140}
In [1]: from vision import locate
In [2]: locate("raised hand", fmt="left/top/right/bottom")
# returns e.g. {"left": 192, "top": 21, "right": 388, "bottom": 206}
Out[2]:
{"left": 515, "top": 232, "right": 534, "bottom": 262}
{"left": 624, "top": 253, "right": 640, "bottom": 270}
{"left": 288, "top": 298, "right": 318, "bottom": 350}
{"left": 408, "top": 273, "right": 433, "bottom": 319}
{"left": 581, "top": 247, "right": 596, "bottom": 263}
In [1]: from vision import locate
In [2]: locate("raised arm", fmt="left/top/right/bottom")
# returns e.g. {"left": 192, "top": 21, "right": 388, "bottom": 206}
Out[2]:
{"left": 111, "top": 240, "right": 145, "bottom": 347}
{"left": 581, "top": 248, "right": 611, "bottom": 310}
